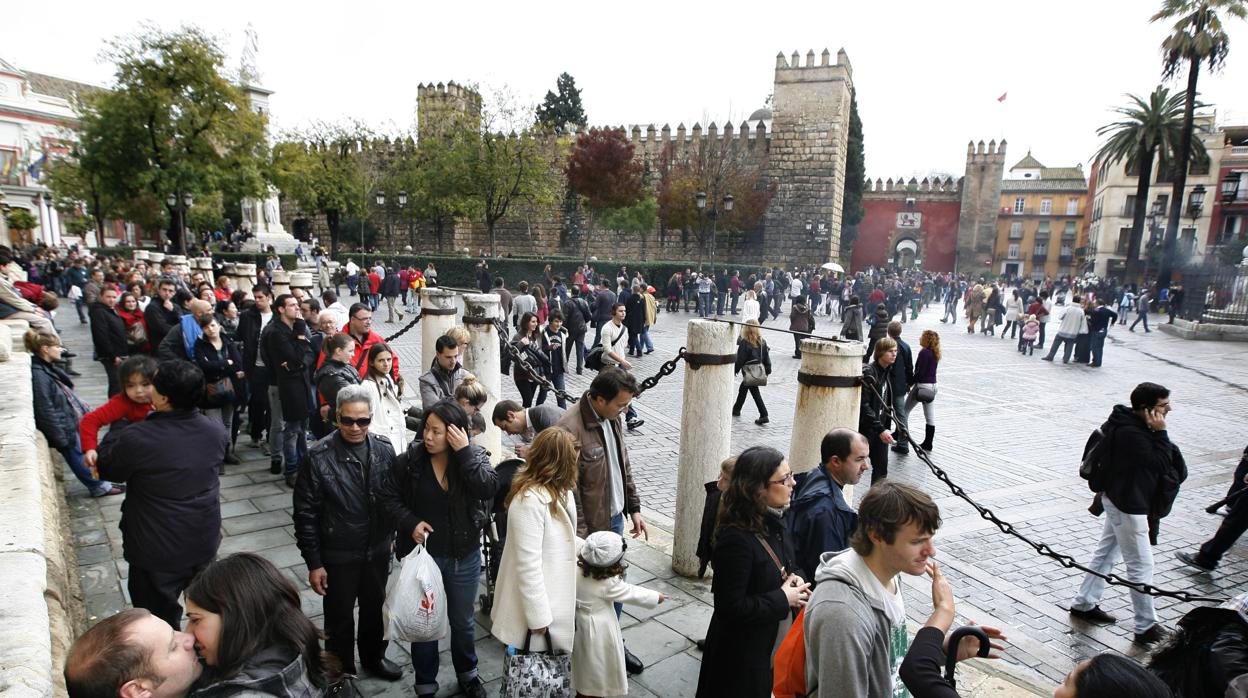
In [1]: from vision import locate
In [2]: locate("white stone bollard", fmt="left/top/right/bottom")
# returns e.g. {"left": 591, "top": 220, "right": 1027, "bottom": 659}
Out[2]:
{"left": 234, "top": 263, "right": 256, "bottom": 295}
{"left": 271, "top": 269, "right": 291, "bottom": 296}
{"left": 147, "top": 251, "right": 165, "bottom": 264}
{"left": 462, "top": 293, "right": 503, "bottom": 464}
{"left": 788, "top": 338, "right": 866, "bottom": 495}
{"left": 672, "top": 319, "right": 738, "bottom": 577}
{"left": 289, "top": 271, "right": 315, "bottom": 295}
{"left": 419, "top": 288, "right": 459, "bottom": 373}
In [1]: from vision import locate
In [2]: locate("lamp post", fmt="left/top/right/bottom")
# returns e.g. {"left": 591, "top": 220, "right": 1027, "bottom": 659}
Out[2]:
{"left": 398, "top": 189, "right": 409, "bottom": 251}
{"left": 165, "top": 191, "right": 194, "bottom": 254}
{"left": 1144, "top": 199, "right": 1165, "bottom": 282}
{"left": 1222, "top": 172, "right": 1241, "bottom": 203}
{"left": 372, "top": 190, "right": 384, "bottom": 252}
{"left": 694, "top": 191, "right": 733, "bottom": 277}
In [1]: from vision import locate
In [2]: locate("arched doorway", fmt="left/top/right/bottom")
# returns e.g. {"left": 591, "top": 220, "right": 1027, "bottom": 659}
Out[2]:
{"left": 893, "top": 238, "right": 918, "bottom": 268}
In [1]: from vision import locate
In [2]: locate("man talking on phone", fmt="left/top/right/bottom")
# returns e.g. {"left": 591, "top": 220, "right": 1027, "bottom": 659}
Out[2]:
{"left": 1068, "top": 382, "right": 1186, "bottom": 646}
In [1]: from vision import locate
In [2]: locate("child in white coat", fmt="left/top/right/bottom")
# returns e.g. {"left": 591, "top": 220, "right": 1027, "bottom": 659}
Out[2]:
{"left": 572, "top": 532, "right": 666, "bottom": 698}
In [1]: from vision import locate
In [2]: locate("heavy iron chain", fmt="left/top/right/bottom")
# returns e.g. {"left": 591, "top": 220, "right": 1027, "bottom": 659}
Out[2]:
{"left": 859, "top": 370, "right": 1226, "bottom": 605}
{"left": 490, "top": 317, "right": 687, "bottom": 401}
{"left": 383, "top": 312, "right": 422, "bottom": 343}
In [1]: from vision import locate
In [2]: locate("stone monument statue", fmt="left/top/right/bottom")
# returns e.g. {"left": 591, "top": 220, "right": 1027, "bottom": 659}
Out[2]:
{"left": 236, "top": 26, "right": 298, "bottom": 254}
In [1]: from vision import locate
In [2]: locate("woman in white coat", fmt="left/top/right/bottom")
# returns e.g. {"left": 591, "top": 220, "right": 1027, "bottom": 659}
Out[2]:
{"left": 741, "top": 288, "right": 761, "bottom": 324}
{"left": 490, "top": 426, "right": 579, "bottom": 653}
{"left": 361, "top": 343, "right": 408, "bottom": 451}
{"left": 1002, "top": 289, "right": 1024, "bottom": 340}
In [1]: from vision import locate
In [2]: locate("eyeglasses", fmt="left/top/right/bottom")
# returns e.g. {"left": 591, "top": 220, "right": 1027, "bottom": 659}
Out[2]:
{"left": 352, "top": 315, "right": 372, "bottom": 323}
{"left": 339, "top": 416, "right": 372, "bottom": 427}
{"left": 770, "top": 473, "right": 796, "bottom": 486}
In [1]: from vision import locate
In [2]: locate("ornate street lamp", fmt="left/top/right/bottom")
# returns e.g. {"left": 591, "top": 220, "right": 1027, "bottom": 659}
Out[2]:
{"left": 1187, "top": 184, "right": 1205, "bottom": 219}
{"left": 1223, "top": 173, "right": 1241, "bottom": 203}
{"left": 375, "top": 191, "right": 385, "bottom": 207}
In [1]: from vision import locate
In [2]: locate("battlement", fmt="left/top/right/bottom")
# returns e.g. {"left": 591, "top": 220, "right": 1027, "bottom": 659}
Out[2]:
{"left": 864, "top": 176, "right": 961, "bottom": 195}
{"left": 966, "top": 138, "right": 1008, "bottom": 163}
{"left": 416, "top": 80, "right": 481, "bottom": 104}
{"left": 774, "top": 47, "right": 853, "bottom": 83}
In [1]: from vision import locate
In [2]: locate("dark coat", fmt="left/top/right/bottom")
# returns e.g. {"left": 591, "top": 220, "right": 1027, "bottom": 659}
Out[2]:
{"left": 31, "top": 357, "right": 88, "bottom": 450}
{"left": 193, "top": 337, "right": 242, "bottom": 384}
{"left": 89, "top": 302, "right": 128, "bottom": 360}
{"left": 262, "top": 318, "right": 315, "bottom": 419}
{"left": 891, "top": 337, "right": 914, "bottom": 395}
{"left": 734, "top": 338, "right": 772, "bottom": 375}
{"left": 314, "top": 359, "right": 359, "bottom": 413}
{"left": 695, "top": 482, "right": 722, "bottom": 577}
{"left": 380, "top": 272, "right": 402, "bottom": 298}
{"left": 593, "top": 288, "right": 617, "bottom": 324}
{"left": 292, "top": 432, "right": 397, "bottom": 570}
{"left": 1101, "top": 405, "right": 1187, "bottom": 533}
{"left": 97, "top": 409, "right": 228, "bottom": 571}
{"left": 1150, "top": 606, "right": 1248, "bottom": 698}
{"left": 696, "top": 516, "right": 796, "bottom": 698}
{"left": 859, "top": 360, "right": 894, "bottom": 437}
{"left": 145, "top": 300, "right": 181, "bottom": 350}
{"left": 841, "top": 303, "right": 864, "bottom": 341}
{"left": 785, "top": 466, "right": 858, "bottom": 583}
{"left": 563, "top": 296, "right": 590, "bottom": 336}
{"left": 625, "top": 292, "right": 646, "bottom": 334}
{"left": 236, "top": 306, "right": 269, "bottom": 369}
{"left": 377, "top": 442, "right": 498, "bottom": 560}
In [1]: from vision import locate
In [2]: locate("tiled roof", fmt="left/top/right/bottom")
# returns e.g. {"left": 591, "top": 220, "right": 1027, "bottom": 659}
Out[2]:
{"left": 1000, "top": 178, "right": 1086, "bottom": 192}
{"left": 1041, "top": 167, "right": 1085, "bottom": 180}
{"left": 1011, "top": 152, "right": 1045, "bottom": 170}
{"left": 25, "top": 72, "right": 104, "bottom": 102}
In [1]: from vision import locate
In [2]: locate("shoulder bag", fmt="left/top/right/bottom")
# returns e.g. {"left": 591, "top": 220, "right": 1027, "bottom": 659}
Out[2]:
{"left": 501, "top": 630, "right": 572, "bottom": 697}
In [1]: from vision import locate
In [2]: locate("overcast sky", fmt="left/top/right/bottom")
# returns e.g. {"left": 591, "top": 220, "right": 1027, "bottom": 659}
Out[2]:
{"left": 5, "top": 0, "right": 1247, "bottom": 180}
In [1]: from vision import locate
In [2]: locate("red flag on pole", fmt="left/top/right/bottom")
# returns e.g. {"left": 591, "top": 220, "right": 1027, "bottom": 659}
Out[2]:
{"left": 998, "top": 92, "right": 1008, "bottom": 103}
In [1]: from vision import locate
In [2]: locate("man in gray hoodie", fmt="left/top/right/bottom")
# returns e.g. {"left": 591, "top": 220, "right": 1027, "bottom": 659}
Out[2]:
{"left": 804, "top": 481, "right": 941, "bottom": 698}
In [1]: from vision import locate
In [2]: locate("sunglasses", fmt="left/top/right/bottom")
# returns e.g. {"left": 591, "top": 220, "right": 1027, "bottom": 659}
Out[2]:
{"left": 339, "top": 416, "right": 372, "bottom": 427}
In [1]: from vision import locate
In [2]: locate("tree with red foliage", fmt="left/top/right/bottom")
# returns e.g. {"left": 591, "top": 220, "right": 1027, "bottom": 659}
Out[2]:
{"left": 564, "top": 128, "right": 644, "bottom": 263}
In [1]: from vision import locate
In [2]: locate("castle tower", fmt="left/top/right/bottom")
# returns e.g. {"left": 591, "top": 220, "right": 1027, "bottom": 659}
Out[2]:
{"left": 956, "top": 139, "right": 1007, "bottom": 275}
{"left": 763, "top": 48, "right": 854, "bottom": 262}
{"left": 417, "top": 81, "right": 482, "bottom": 138}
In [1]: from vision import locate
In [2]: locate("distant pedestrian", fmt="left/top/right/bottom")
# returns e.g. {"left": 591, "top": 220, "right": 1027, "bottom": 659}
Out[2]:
{"left": 1130, "top": 290, "right": 1151, "bottom": 333}
{"left": 903, "top": 330, "right": 940, "bottom": 452}
{"left": 860, "top": 337, "right": 897, "bottom": 483}
{"left": 732, "top": 320, "right": 771, "bottom": 426}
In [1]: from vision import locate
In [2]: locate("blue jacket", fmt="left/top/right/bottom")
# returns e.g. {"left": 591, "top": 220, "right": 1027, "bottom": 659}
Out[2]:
{"left": 785, "top": 466, "right": 858, "bottom": 582}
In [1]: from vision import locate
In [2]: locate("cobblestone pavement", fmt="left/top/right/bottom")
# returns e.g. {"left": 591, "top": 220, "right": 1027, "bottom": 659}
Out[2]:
{"left": 62, "top": 290, "right": 1248, "bottom": 695}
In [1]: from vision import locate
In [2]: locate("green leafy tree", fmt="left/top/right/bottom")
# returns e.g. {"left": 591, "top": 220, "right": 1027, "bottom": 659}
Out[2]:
{"left": 272, "top": 120, "right": 372, "bottom": 254}
{"left": 6, "top": 208, "right": 38, "bottom": 233}
{"left": 840, "top": 94, "right": 866, "bottom": 261}
{"left": 470, "top": 91, "right": 563, "bottom": 257}
{"left": 184, "top": 190, "right": 225, "bottom": 234}
{"left": 388, "top": 123, "right": 477, "bottom": 252}
{"left": 82, "top": 26, "right": 268, "bottom": 253}
{"left": 1152, "top": 0, "right": 1247, "bottom": 286}
{"left": 598, "top": 197, "right": 658, "bottom": 260}
{"left": 565, "top": 128, "right": 644, "bottom": 264}
{"left": 536, "top": 73, "right": 587, "bottom": 133}
{"left": 1093, "top": 86, "right": 1196, "bottom": 281}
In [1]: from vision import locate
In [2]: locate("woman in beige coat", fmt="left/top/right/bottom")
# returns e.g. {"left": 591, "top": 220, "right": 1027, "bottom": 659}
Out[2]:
{"left": 490, "top": 427, "right": 580, "bottom": 653}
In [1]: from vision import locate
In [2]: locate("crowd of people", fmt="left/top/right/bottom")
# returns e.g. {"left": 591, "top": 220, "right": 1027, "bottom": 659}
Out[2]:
{"left": 1, "top": 242, "right": 1240, "bottom": 698}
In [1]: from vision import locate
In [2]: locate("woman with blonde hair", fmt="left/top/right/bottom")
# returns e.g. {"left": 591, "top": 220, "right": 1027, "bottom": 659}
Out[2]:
{"left": 741, "top": 288, "right": 761, "bottom": 324}
{"left": 904, "top": 329, "right": 941, "bottom": 452}
{"left": 732, "top": 320, "right": 772, "bottom": 425}
{"left": 490, "top": 427, "right": 580, "bottom": 654}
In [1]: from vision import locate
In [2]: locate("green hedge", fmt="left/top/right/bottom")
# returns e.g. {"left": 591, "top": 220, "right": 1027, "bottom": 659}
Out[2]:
{"left": 93, "top": 247, "right": 729, "bottom": 291}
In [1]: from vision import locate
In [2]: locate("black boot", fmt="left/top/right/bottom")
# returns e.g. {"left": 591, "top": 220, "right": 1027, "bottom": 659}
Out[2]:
{"left": 920, "top": 425, "right": 935, "bottom": 452}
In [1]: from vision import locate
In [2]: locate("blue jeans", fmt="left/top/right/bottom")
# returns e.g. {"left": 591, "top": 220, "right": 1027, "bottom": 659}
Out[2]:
{"left": 1072, "top": 498, "right": 1157, "bottom": 634}
{"left": 610, "top": 512, "right": 625, "bottom": 617}
{"left": 346, "top": 275, "right": 358, "bottom": 294}
{"left": 59, "top": 440, "right": 113, "bottom": 496}
{"left": 698, "top": 292, "right": 711, "bottom": 317}
{"left": 1044, "top": 334, "right": 1076, "bottom": 363}
{"left": 412, "top": 548, "right": 481, "bottom": 694}
{"left": 1089, "top": 331, "right": 1107, "bottom": 366}
{"left": 1130, "top": 312, "right": 1150, "bottom": 332}
{"left": 281, "top": 417, "right": 308, "bottom": 475}
{"left": 640, "top": 327, "right": 654, "bottom": 353}
{"left": 551, "top": 373, "right": 567, "bottom": 408}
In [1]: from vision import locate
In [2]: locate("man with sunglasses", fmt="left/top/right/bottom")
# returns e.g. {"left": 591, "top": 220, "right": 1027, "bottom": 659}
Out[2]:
{"left": 293, "top": 384, "right": 402, "bottom": 681}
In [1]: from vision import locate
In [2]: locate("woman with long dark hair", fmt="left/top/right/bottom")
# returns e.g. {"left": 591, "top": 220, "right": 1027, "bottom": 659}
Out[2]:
{"left": 510, "top": 311, "right": 549, "bottom": 407}
{"left": 377, "top": 400, "right": 497, "bottom": 698}
{"left": 116, "top": 292, "right": 150, "bottom": 354}
{"left": 361, "top": 343, "right": 406, "bottom": 451}
{"left": 185, "top": 552, "right": 339, "bottom": 697}
{"left": 696, "top": 446, "right": 810, "bottom": 698}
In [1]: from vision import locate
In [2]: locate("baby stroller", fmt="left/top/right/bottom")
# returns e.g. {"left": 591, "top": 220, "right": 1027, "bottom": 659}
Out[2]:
{"left": 478, "top": 457, "right": 523, "bottom": 614}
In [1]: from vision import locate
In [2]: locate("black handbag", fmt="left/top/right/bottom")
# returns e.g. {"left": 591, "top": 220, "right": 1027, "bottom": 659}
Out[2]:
{"left": 204, "top": 377, "right": 235, "bottom": 407}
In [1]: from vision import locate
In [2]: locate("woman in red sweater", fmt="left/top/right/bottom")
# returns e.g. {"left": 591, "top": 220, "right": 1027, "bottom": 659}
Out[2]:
{"left": 80, "top": 355, "right": 157, "bottom": 469}
{"left": 116, "top": 292, "right": 150, "bottom": 355}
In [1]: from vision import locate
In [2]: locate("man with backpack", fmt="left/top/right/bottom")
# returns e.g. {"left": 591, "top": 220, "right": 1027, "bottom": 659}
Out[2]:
{"left": 1069, "top": 382, "right": 1185, "bottom": 645}
{"left": 564, "top": 285, "right": 591, "bottom": 374}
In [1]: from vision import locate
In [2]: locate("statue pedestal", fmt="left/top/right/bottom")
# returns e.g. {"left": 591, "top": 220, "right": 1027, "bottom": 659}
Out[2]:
{"left": 242, "top": 232, "right": 300, "bottom": 254}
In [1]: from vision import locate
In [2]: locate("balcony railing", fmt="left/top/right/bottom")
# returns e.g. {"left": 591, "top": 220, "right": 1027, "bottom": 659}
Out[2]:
{"left": 1008, "top": 230, "right": 1023, "bottom": 240}
{"left": 1032, "top": 254, "right": 1048, "bottom": 263}
{"left": 1011, "top": 208, "right": 1035, "bottom": 216}
{"left": 1059, "top": 255, "right": 1074, "bottom": 264}
{"left": 1230, "top": 145, "right": 1248, "bottom": 157}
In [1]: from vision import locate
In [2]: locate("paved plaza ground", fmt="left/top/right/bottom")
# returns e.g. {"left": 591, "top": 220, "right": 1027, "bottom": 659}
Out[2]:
{"left": 62, "top": 291, "right": 1248, "bottom": 696}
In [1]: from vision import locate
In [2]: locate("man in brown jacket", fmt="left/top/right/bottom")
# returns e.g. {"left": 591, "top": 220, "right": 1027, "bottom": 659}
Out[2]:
{"left": 556, "top": 366, "right": 649, "bottom": 674}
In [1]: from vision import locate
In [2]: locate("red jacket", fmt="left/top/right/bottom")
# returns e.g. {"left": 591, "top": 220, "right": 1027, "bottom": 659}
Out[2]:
{"left": 79, "top": 392, "right": 154, "bottom": 452}
{"left": 367, "top": 272, "right": 382, "bottom": 294}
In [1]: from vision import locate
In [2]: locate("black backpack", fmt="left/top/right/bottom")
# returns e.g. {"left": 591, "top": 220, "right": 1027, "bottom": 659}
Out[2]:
{"left": 1079, "top": 424, "right": 1115, "bottom": 492}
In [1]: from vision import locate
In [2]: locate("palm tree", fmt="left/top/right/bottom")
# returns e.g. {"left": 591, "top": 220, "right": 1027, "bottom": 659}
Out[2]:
{"left": 1152, "top": 0, "right": 1247, "bottom": 288}
{"left": 1093, "top": 87, "right": 1189, "bottom": 281}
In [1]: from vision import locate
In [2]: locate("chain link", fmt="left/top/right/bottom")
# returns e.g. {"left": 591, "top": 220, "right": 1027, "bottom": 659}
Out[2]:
{"left": 860, "top": 374, "right": 1226, "bottom": 605}
{"left": 634, "top": 348, "right": 687, "bottom": 397}
{"left": 493, "top": 318, "right": 582, "bottom": 405}
{"left": 383, "top": 312, "right": 423, "bottom": 343}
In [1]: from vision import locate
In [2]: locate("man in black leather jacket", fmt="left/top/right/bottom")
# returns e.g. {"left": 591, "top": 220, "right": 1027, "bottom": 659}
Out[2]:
{"left": 292, "top": 383, "right": 401, "bottom": 681}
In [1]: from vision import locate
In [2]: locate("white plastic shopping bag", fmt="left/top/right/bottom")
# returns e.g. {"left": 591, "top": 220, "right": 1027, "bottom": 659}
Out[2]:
{"left": 382, "top": 539, "right": 448, "bottom": 643}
